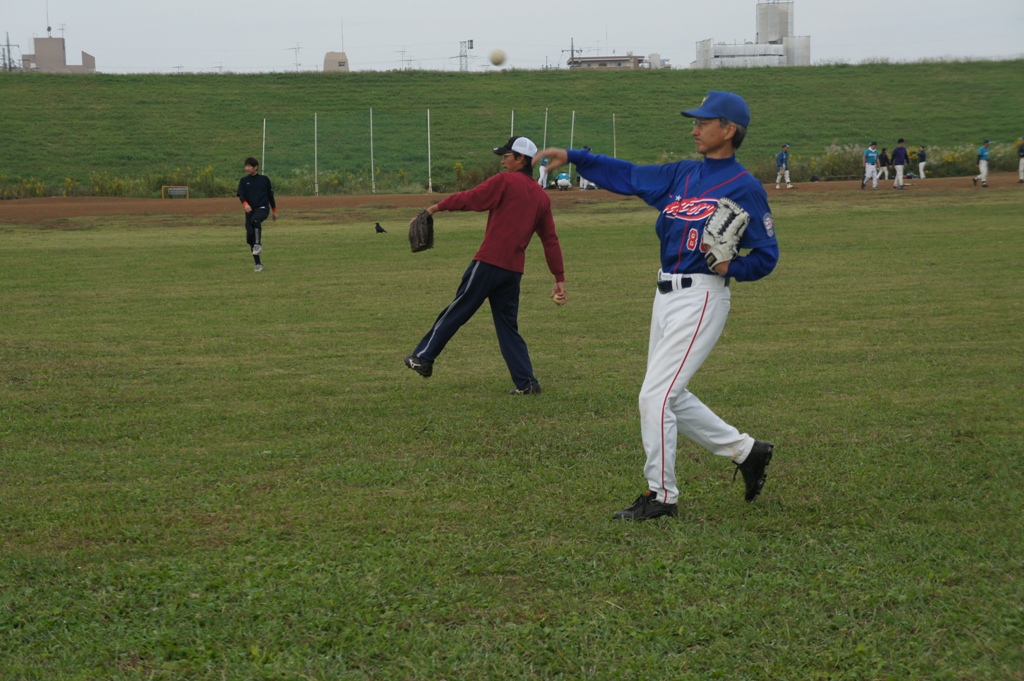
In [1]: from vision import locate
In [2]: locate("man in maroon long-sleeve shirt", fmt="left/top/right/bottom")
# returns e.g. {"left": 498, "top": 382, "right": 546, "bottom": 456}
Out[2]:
{"left": 404, "top": 136, "right": 567, "bottom": 395}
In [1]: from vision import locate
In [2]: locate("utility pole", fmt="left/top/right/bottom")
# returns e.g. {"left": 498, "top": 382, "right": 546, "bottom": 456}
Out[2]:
{"left": 4, "top": 33, "right": 21, "bottom": 71}
{"left": 396, "top": 48, "right": 413, "bottom": 70}
{"left": 458, "top": 39, "right": 473, "bottom": 72}
{"left": 288, "top": 43, "right": 301, "bottom": 71}
{"left": 562, "top": 38, "right": 582, "bottom": 69}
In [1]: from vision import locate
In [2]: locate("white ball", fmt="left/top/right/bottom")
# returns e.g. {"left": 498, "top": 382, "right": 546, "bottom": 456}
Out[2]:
{"left": 490, "top": 49, "right": 506, "bottom": 66}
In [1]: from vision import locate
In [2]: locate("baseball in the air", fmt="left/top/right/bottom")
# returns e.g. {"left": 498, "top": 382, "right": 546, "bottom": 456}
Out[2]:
{"left": 490, "top": 49, "right": 506, "bottom": 66}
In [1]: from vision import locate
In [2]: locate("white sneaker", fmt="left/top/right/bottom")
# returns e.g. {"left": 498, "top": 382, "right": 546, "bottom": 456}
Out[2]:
{"left": 775, "top": 184, "right": 780, "bottom": 189}
{"left": 255, "top": 264, "right": 264, "bottom": 272}
{"left": 786, "top": 184, "right": 793, "bottom": 189}
{"left": 252, "top": 244, "right": 262, "bottom": 255}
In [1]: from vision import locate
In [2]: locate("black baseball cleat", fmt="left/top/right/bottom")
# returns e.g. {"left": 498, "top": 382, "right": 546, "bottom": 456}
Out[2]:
{"left": 509, "top": 383, "right": 542, "bottom": 395}
{"left": 404, "top": 354, "right": 433, "bottom": 378}
{"left": 612, "top": 490, "right": 678, "bottom": 520}
{"left": 861, "top": 179, "right": 866, "bottom": 189}
{"left": 973, "top": 178, "right": 978, "bottom": 186}
{"left": 734, "top": 440, "right": 774, "bottom": 502}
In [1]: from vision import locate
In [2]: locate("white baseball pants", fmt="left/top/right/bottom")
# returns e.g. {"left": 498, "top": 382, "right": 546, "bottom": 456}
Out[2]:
{"left": 918, "top": 162, "right": 926, "bottom": 179}
{"left": 894, "top": 165, "right": 905, "bottom": 188}
{"left": 1018, "top": 157, "right": 1023, "bottom": 181}
{"left": 864, "top": 164, "right": 878, "bottom": 188}
{"left": 639, "top": 272, "right": 754, "bottom": 505}
{"left": 976, "top": 160, "right": 989, "bottom": 183}
{"left": 775, "top": 168, "right": 790, "bottom": 186}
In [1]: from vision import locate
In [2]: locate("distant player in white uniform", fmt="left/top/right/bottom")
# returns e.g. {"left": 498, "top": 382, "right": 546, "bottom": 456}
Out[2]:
{"left": 1017, "top": 137, "right": 1024, "bottom": 183}
{"left": 775, "top": 144, "right": 793, "bottom": 189}
{"left": 973, "top": 140, "right": 990, "bottom": 187}
{"left": 862, "top": 142, "right": 880, "bottom": 190}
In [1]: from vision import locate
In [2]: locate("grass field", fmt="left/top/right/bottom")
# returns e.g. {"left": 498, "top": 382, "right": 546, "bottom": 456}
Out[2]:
{"left": 1, "top": 186, "right": 1023, "bottom": 679}
{"left": 3, "top": 59, "right": 1024, "bottom": 196}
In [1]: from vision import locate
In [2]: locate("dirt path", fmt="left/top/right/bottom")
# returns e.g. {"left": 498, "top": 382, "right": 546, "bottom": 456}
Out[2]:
{"left": 1, "top": 174, "right": 1018, "bottom": 224}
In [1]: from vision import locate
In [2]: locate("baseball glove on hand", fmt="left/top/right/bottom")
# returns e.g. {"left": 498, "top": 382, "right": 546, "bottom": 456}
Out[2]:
{"left": 409, "top": 210, "right": 434, "bottom": 253}
{"left": 701, "top": 197, "right": 750, "bottom": 270}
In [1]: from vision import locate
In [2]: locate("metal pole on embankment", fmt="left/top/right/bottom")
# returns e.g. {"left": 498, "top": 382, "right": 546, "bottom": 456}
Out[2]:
{"left": 370, "top": 108, "right": 376, "bottom": 195}
{"left": 427, "top": 109, "right": 433, "bottom": 194}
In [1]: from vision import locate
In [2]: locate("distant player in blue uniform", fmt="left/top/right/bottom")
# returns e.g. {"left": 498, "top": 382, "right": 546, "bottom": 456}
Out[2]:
{"left": 775, "top": 143, "right": 793, "bottom": 189}
{"left": 862, "top": 142, "right": 880, "bottom": 190}
{"left": 891, "top": 138, "right": 910, "bottom": 190}
{"left": 534, "top": 91, "right": 778, "bottom": 520}
{"left": 974, "top": 140, "right": 991, "bottom": 187}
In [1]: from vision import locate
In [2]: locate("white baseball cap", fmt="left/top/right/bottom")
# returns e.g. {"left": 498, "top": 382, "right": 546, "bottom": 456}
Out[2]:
{"left": 493, "top": 136, "right": 538, "bottom": 157}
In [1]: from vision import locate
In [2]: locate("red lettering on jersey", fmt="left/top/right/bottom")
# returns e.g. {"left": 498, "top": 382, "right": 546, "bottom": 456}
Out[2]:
{"left": 663, "top": 198, "right": 718, "bottom": 221}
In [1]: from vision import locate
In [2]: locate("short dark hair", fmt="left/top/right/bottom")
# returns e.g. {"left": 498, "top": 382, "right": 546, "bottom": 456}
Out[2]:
{"left": 513, "top": 152, "right": 534, "bottom": 176}
{"left": 244, "top": 157, "right": 259, "bottom": 168}
{"left": 897, "top": 138, "right": 905, "bottom": 144}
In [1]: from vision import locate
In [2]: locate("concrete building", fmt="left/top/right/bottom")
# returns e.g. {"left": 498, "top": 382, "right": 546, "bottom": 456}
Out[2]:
{"left": 691, "top": 0, "right": 810, "bottom": 69}
{"left": 323, "top": 51, "right": 350, "bottom": 72}
{"left": 568, "top": 53, "right": 646, "bottom": 70}
{"left": 21, "top": 36, "right": 95, "bottom": 73}
{"left": 566, "top": 52, "right": 670, "bottom": 70}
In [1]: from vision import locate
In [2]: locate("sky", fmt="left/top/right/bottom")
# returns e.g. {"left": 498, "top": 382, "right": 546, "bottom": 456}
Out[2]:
{"left": 2, "top": 0, "right": 1022, "bottom": 73}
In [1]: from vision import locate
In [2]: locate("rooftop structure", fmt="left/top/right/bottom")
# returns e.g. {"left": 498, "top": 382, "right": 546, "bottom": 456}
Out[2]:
{"left": 323, "top": 51, "right": 350, "bottom": 72}
{"left": 21, "top": 35, "right": 95, "bottom": 73}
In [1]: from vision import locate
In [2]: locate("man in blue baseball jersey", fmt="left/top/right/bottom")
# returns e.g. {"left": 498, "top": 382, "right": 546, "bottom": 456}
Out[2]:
{"left": 775, "top": 143, "right": 793, "bottom": 189}
{"left": 535, "top": 91, "right": 778, "bottom": 520}
{"left": 862, "top": 142, "right": 880, "bottom": 190}
{"left": 891, "top": 139, "right": 910, "bottom": 190}
{"left": 974, "top": 140, "right": 990, "bottom": 187}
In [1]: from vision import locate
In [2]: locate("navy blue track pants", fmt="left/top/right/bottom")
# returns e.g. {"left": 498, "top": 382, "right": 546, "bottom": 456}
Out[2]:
{"left": 413, "top": 260, "right": 537, "bottom": 390}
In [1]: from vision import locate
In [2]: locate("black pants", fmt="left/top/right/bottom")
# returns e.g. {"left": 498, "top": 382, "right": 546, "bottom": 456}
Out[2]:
{"left": 245, "top": 207, "right": 269, "bottom": 247}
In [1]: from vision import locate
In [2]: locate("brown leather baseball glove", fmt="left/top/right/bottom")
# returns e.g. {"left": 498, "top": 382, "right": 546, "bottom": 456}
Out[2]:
{"left": 408, "top": 210, "right": 434, "bottom": 253}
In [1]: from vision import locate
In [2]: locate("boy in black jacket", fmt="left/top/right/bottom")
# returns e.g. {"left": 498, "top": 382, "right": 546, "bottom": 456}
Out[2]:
{"left": 236, "top": 157, "right": 277, "bottom": 272}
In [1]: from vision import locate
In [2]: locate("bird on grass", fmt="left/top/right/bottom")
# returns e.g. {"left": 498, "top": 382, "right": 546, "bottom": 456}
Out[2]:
{"left": 375, "top": 223, "right": 387, "bottom": 234}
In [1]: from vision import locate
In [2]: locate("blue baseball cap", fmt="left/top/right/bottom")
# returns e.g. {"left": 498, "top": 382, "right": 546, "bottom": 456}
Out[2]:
{"left": 681, "top": 91, "right": 751, "bottom": 128}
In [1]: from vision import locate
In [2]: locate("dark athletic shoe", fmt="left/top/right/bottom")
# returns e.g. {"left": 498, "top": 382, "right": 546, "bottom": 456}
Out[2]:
{"left": 612, "top": 491, "right": 678, "bottom": 521}
{"left": 404, "top": 354, "right": 433, "bottom": 378}
{"left": 734, "top": 441, "right": 774, "bottom": 502}
{"left": 509, "top": 383, "right": 542, "bottom": 395}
